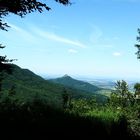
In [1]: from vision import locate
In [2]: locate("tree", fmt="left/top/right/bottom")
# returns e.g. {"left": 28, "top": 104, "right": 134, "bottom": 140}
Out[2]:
{"left": 135, "top": 28, "right": 140, "bottom": 59}
{"left": 8, "top": 85, "right": 16, "bottom": 96}
{"left": 109, "top": 92, "right": 121, "bottom": 107}
{"left": 111, "top": 80, "right": 132, "bottom": 107}
{"left": 62, "top": 88, "right": 71, "bottom": 109}
{"left": 134, "top": 83, "right": 140, "bottom": 99}
{"left": 0, "top": 0, "right": 71, "bottom": 31}
{"left": 115, "top": 80, "right": 129, "bottom": 98}
{"left": 0, "top": 44, "right": 16, "bottom": 65}
{"left": 0, "top": 44, "right": 16, "bottom": 93}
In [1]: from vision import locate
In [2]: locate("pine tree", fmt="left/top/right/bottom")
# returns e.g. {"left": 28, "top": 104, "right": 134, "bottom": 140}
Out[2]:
{"left": 135, "top": 28, "right": 140, "bottom": 59}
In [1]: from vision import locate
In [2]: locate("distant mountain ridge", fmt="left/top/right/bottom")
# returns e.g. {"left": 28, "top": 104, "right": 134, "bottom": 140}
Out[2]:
{"left": 49, "top": 74, "right": 102, "bottom": 94}
{"left": 1, "top": 64, "right": 108, "bottom": 107}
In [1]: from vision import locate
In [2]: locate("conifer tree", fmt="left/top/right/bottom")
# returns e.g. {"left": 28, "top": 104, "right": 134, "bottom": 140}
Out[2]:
{"left": 135, "top": 28, "right": 140, "bottom": 59}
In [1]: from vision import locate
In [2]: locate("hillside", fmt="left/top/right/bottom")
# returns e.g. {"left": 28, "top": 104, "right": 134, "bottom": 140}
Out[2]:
{"left": 0, "top": 64, "right": 138, "bottom": 139}
{"left": 1, "top": 64, "right": 107, "bottom": 107}
{"left": 49, "top": 74, "right": 103, "bottom": 94}
{"left": 1, "top": 64, "right": 62, "bottom": 107}
{"left": 49, "top": 74, "right": 110, "bottom": 102}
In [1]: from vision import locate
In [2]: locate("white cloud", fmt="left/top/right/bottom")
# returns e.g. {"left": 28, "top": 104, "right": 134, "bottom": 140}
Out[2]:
{"left": 33, "top": 28, "right": 86, "bottom": 48}
{"left": 68, "top": 49, "right": 78, "bottom": 53}
{"left": 113, "top": 52, "right": 121, "bottom": 56}
{"left": 8, "top": 23, "right": 86, "bottom": 49}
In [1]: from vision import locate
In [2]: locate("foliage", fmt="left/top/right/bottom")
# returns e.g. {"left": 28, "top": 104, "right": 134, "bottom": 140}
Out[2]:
{"left": 49, "top": 75, "right": 109, "bottom": 103}
{"left": 68, "top": 98, "right": 97, "bottom": 114}
{"left": 62, "top": 88, "right": 72, "bottom": 109}
{"left": 107, "top": 80, "right": 140, "bottom": 137}
{"left": 0, "top": 76, "right": 140, "bottom": 138}
{"left": 0, "top": 65, "right": 140, "bottom": 138}
{"left": 134, "top": 83, "right": 140, "bottom": 96}
{"left": 135, "top": 28, "right": 140, "bottom": 59}
{"left": 109, "top": 92, "right": 121, "bottom": 107}
{"left": 0, "top": 45, "right": 15, "bottom": 93}
{"left": 114, "top": 80, "right": 129, "bottom": 97}
{"left": 0, "top": 92, "right": 130, "bottom": 139}
{"left": 0, "top": 44, "right": 16, "bottom": 65}
{"left": 1, "top": 0, "right": 138, "bottom": 138}
{"left": 69, "top": 98, "right": 122, "bottom": 123}
{"left": 0, "top": 0, "right": 71, "bottom": 31}
{"left": 110, "top": 80, "right": 134, "bottom": 107}
{"left": 1, "top": 64, "right": 107, "bottom": 108}
{"left": 122, "top": 104, "right": 140, "bottom": 138}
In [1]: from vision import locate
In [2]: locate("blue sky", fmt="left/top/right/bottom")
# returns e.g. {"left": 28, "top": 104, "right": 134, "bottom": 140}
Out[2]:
{"left": 1, "top": 0, "right": 140, "bottom": 79}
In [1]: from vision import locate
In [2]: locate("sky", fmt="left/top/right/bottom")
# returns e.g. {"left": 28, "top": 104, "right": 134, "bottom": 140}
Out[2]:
{"left": 1, "top": 0, "right": 140, "bottom": 80}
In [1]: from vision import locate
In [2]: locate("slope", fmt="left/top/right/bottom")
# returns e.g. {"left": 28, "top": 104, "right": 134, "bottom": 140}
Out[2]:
{"left": 1, "top": 64, "right": 106, "bottom": 108}
{"left": 49, "top": 74, "right": 101, "bottom": 94}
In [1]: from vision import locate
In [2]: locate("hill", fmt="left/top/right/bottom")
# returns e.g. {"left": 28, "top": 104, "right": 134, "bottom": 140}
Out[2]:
{"left": 49, "top": 74, "right": 110, "bottom": 102}
{"left": 49, "top": 74, "right": 103, "bottom": 94}
{"left": 1, "top": 64, "right": 63, "bottom": 107}
{"left": 0, "top": 64, "right": 135, "bottom": 139}
{"left": 1, "top": 64, "right": 107, "bottom": 107}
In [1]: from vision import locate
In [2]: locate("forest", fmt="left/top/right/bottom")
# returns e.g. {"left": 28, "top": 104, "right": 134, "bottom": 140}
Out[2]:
{"left": 0, "top": 0, "right": 140, "bottom": 139}
{"left": 0, "top": 63, "right": 139, "bottom": 139}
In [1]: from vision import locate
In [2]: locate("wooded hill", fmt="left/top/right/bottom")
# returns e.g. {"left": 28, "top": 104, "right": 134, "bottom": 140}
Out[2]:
{"left": 1, "top": 64, "right": 107, "bottom": 108}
